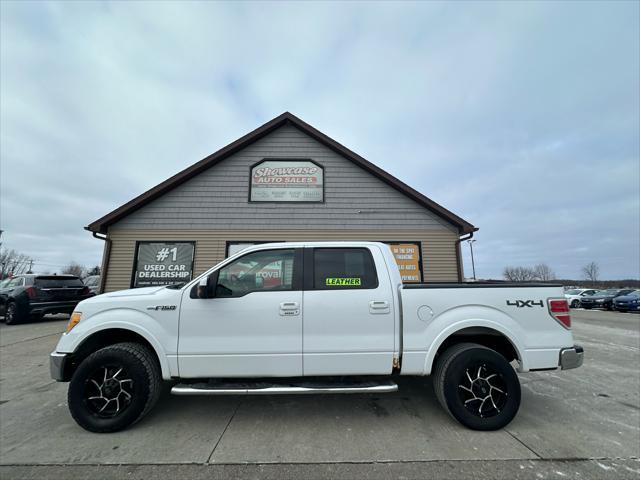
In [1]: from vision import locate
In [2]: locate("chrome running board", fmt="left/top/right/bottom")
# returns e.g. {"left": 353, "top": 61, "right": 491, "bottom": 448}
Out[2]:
{"left": 171, "top": 379, "right": 398, "bottom": 396}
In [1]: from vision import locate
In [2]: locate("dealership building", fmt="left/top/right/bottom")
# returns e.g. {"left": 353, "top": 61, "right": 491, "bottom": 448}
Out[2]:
{"left": 87, "top": 112, "right": 477, "bottom": 293}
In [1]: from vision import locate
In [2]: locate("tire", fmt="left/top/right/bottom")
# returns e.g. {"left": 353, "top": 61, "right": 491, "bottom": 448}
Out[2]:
{"left": 68, "top": 342, "right": 162, "bottom": 433}
{"left": 570, "top": 300, "right": 580, "bottom": 308}
{"left": 5, "top": 302, "right": 26, "bottom": 325}
{"left": 433, "top": 343, "right": 521, "bottom": 431}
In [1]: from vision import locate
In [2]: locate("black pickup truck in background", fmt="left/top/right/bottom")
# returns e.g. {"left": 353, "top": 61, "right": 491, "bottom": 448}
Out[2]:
{"left": 0, "top": 275, "right": 94, "bottom": 325}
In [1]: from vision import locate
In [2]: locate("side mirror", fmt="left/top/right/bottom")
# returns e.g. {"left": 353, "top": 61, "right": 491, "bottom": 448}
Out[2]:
{"left": 197, "top": 278, "right": 209, "bottom": 299}
{"left": 191, "top": 271, "right": 219, "bottom": 299}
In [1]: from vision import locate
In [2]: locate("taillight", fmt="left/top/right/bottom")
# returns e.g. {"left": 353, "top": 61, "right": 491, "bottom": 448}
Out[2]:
{"left": 548, "top": 298, "right": 571, "bottom": 329}
{"left": 25, "top": 287, "right": 37, "bottom": 299}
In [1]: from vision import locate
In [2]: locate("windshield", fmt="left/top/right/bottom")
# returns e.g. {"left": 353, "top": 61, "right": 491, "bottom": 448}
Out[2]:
{"left": 565, "top": 289, "right": 581, "bottom": 295}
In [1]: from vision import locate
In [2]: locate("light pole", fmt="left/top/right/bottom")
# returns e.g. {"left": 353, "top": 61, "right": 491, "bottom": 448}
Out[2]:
{"left": 467, "top": 239, "right": 477, "bottom": 281}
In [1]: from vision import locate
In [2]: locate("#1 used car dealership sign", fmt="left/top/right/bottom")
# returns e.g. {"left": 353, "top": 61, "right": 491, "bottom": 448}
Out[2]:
{"left": 133, "top": 241, "right": 195, "bottom": 288}
{"left": 250, "top": 159, "right": 324, "bottom": 202}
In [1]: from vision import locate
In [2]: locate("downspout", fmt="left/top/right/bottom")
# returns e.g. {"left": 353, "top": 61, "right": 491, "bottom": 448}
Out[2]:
{"left": 92, "top": 231, "right": 111, "bottom": 294}
{"left": 455, "top": 231, "right": 474, "bottom": 282}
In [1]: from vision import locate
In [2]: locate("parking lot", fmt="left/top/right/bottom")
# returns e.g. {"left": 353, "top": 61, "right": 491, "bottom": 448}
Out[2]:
{"left": 0, "top": 309, "right": 638, "bottom": 479}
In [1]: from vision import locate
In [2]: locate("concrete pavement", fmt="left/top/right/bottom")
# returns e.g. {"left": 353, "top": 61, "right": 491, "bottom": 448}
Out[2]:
{"left": 0, "top": 309, "right": 638, "bottom": 478}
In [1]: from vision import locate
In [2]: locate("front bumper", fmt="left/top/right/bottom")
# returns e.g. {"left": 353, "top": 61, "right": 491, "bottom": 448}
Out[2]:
{"left": 50, "top": 352, "right": 68, "bottom": 381}
{"left": 559, "top": 345, "right": 584, "bottom": 370}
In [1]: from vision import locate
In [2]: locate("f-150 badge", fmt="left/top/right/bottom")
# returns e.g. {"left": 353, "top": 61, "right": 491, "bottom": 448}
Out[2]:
{"left": 506, "top": 300, "right": 544, "bottom": 308}
{"left": 147, "top": 305, "right": 177, "bottom": 311}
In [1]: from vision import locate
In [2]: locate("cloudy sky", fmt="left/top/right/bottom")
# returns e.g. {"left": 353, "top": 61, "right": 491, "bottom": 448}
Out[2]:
{"left": 1, "top": 1, "right": 638, "bottom": 280}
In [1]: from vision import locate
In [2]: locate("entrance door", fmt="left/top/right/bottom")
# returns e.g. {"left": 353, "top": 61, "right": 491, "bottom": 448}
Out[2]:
{"left": 302, "top": 246, "right": 396, "bottom": 376}
{"left": 178, "top": 248, "right": 303, "bottom": 378}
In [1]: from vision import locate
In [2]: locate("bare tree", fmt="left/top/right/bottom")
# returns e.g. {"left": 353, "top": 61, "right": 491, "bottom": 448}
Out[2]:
{"left": 533, "top": 263, "right": 556, "bottom": 281}
{"left": 582, "top": 262, "right": 600, "bottom": 283}
{"left": 86, "top": 265, "right": 101, "bottom": 276}
{"left": 0, "top": 248, "right": 33, "bottom": 278}
{"left": 62, "top": 262, "right": 85, "bottom": 278}
{"left": 503, "top": 266, "right": 537, "bottom": 282}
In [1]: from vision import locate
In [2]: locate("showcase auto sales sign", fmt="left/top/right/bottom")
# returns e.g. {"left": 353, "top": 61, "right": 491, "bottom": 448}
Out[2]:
{"left": 250, "top": 160, "right": 323, "bottom": 202}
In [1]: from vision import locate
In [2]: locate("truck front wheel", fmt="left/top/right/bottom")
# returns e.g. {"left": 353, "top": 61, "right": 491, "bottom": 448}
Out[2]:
{"left": 68, "top": 342, "right": 162, "bottom": 433}
{"left": 433, "top": 343, "right": 521, "bottom": 431}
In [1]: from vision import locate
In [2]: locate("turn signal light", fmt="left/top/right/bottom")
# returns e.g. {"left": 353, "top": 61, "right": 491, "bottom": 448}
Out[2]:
{"left": 548, "top": 299, "right": 571, "bottom": 329}
{"left": 66, "top": 312, "right": 82, "bottom": 333}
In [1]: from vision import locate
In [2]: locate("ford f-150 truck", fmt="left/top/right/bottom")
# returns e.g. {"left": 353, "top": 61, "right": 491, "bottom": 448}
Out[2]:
{"left": 50, "top": 242, "right": 583, "bottom": 433}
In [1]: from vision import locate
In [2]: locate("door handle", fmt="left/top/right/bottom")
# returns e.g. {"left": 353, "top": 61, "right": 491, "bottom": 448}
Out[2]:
{"left": 370, "top": 301, "right": 389, "bottom": 309}
{"left": 280, "top": 302, "right": 299, "bottom": 310}
{"left": 279, "top": 302, "right": 300, "bottom": 316}
{"left": 369, "top": 300, "right": 390, "bottom": 314}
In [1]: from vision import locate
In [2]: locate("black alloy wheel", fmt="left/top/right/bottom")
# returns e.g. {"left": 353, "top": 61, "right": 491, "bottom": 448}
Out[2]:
{"left": 433, "top": 343, "right": 521, "bottom": 430}
{"left": 84, "top": 365, "right": 135, "bottom": 418}
{"left": 68, "top": 342, "right": 161, "bottom": 433}
{"left": 5, "top": 302, "right": 23, "bottom": 325}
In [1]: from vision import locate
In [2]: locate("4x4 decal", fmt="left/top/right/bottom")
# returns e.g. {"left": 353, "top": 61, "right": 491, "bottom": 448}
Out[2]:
{"left": 506, "top": 300, "right": 544, "bottom": 308}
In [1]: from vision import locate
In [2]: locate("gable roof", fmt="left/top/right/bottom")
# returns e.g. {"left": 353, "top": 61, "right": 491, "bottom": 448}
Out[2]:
{"left": 87, "top": 112, "right": 477, "bottom": 235}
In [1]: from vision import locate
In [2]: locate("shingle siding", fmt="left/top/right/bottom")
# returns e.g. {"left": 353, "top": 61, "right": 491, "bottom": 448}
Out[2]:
{"left": 112, "top": 124, "right": 456, "bottom": 232}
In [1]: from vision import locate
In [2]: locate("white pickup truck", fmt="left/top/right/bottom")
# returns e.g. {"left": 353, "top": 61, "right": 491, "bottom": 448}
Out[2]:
{"left": 50, "top": 242, "right": 583, "bottom": 433}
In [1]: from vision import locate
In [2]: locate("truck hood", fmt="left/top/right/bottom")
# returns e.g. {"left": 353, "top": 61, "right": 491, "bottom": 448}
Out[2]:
{"left": 104, "top": 286, "right": 169, "bottom": 297}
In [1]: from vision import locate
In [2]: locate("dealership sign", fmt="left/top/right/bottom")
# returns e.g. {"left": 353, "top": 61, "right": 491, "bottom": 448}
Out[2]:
{"left": 132, "top": 241, "right": 195, "bottom": 288}
{"left": 385, "top": 242, "right": 423, "bottom": 283}
{"left": 250, "top": 160, "right": 323, "bottom": 202}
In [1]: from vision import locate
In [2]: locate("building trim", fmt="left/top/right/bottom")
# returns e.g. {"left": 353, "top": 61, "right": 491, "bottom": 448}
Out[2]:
{"left": 86, "top": 112, "right": 476, "bottom": 235}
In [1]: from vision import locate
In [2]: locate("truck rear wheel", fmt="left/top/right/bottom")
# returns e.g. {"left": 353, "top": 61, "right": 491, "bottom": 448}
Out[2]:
{"left": 68, "top": 342, "right": 161, "bottom": 433}
{"left": 433, "top": 342, "right": 521, "bottom": 431}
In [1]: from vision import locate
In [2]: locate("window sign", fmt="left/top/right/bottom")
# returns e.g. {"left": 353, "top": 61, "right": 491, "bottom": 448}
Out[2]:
{"left": 385, "top": 242, "right": 423, "bottom": 283}
{"left": 250, "top": 160, "right": 323, "bottom": 202}
{"left": 132, "top": 241, "right": 195, "bottom": 288}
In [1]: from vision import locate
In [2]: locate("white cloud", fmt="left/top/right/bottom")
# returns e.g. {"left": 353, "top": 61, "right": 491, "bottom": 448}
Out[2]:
{"left": 1, "top": 0, "right": 638, "bottom": 278}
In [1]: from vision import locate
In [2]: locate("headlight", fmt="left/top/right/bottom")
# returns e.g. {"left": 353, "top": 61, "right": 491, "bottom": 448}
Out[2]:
{"left": 66, "top": 312, "right": 82, "bottom": 333}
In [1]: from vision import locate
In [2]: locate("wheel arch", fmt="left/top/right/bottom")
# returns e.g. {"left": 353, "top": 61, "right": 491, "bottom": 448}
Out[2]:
{"left": 425, "top": 321, "right": 525, "bottom": 375}
{"left": 63, "top": 327, "right": 170, "bottom": 381}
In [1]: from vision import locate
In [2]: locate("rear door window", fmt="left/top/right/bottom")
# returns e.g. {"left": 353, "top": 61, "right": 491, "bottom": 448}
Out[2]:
{"left": 312, "top": 248, "right": 378, "bottom": 290}
{"left": 34, "top": 277, "right": 83, "bottom": 288}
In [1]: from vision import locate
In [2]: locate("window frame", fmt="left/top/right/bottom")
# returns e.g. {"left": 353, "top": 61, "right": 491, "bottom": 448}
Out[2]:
{"left": 225, "top": 241, "right": 285, "bottom": 258}
{"left": 304, "top": 247, "right": 379, "bottom": 291}
{"left": 209, "top": 248, "right": 303, "bottom": 299}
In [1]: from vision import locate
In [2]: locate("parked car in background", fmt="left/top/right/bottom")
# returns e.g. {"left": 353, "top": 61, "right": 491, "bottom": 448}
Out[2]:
{"left": 579, "top": 289, "right": 636, "bottom": 310}
{"left": 613, "top": 290, "right": 640, "bottom": 312}
{"left": 564, "top": 289, "right": 598, "bottom": 308}
{"left": 0, "top": 275, "right": 94, "bottom": 325}
{"left": 83, "top": 275, "right": 101, "bottom": 295}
